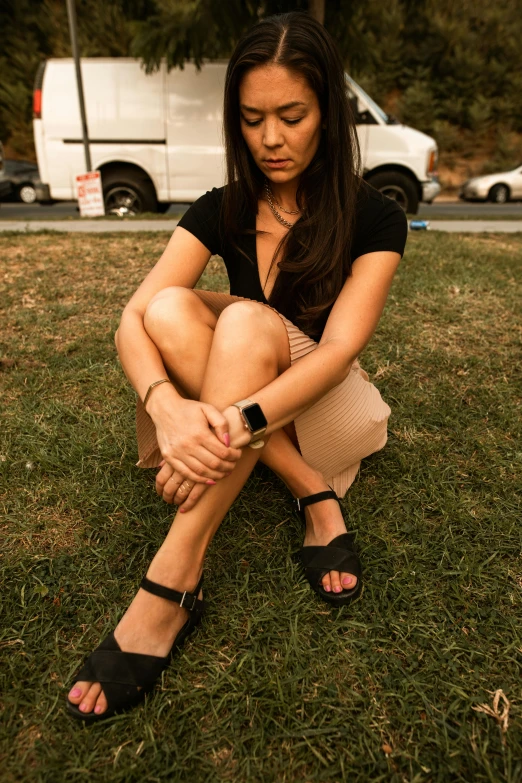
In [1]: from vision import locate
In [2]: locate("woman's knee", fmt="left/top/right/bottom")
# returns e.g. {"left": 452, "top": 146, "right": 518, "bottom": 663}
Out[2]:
{"left": 144, "top": 286, "right": 214, "bottom": 341}
{"left": 215, "top": 301, "right": 290, "bottom": 368}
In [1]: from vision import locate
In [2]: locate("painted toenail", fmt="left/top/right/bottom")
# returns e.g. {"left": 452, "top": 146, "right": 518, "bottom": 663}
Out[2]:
{"left": 94, "top": 705, "right": 103, "bottom": 714}
{"left": 334, "top": 586, "right": 342, "bottom": 592}
{"left": 70, "top": 688, "right": 81, "bottom": 698}
{"left": 342, "top": 577, "right": 352, "bottom": 586}
{"left": 79, "top": 703, "right": 87, "bottom": 712}
{"left": 324, "top": 585, "right": 331, "bottom": 592}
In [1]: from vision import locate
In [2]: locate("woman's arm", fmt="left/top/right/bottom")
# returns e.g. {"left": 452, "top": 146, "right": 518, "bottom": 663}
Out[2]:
{"left": 224, "top": 250, "right": 401, "bottom": 444}
{"left": 115, "top": 226, "right": 210, "bottom": 403}
{"left": 115, "top": 226, "right": 242, "bottom": 482}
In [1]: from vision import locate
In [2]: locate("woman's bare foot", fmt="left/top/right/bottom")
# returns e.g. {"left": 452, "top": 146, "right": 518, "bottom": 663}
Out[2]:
{"left": 67, "top": 555, "right": 203, "bottom": 716}
{"left": 260, "top": 429, "right": 357, "bottom": 595}
{"left": 295, "top": 474, "right": 358, "bottom": 594}
{"left": 302, "top": 493, "right": 358, "bottom": 594}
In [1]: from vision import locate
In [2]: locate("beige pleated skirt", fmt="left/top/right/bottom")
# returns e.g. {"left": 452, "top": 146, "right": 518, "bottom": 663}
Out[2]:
{"left": 135, "top": 290, "right": 391, "bottom": 498}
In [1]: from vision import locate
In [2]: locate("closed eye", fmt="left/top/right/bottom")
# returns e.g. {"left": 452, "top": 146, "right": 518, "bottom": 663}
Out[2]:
{"left": 242, "top": 117, "right": 303, "bottom": 127}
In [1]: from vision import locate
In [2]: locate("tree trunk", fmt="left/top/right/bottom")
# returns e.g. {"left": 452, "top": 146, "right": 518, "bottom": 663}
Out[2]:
{"left": 308, "top": 0, "right": 325, "bottom": 25}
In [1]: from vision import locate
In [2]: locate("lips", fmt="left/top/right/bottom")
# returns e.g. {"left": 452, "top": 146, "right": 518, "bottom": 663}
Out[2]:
{"left": 265, "top": 159, "right": 290, "bottom": 168}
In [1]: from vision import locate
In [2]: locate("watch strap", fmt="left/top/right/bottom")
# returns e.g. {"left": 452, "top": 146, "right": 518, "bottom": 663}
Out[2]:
{"left": 232, "top": 399, "right": 255, "bottom": 410}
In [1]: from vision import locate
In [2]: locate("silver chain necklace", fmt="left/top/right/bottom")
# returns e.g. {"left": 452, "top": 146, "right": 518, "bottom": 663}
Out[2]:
{"left": 264, "top": 180, "right": 300, "bottom": 229}
{"left": 265, "top": 179, "right": 301, "bottom": 214}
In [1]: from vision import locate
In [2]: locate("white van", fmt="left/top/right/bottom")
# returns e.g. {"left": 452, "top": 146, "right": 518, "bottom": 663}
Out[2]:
{"left": 33, "top": 58, "right": 440, "bottom": 214}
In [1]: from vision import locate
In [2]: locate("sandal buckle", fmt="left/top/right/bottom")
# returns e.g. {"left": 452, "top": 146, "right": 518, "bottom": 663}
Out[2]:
{"left": 179, "top": 591, "right": 197, "bottom": 611}
{"left": 296, "top": 498, "right": 301, "bottom": 511}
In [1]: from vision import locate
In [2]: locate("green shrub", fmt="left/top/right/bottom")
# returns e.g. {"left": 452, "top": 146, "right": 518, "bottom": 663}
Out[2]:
{"left": 467, "top": 95, "right": 493, "bottom": 134}
{"left": 431, "top": 120, "right": 467, "bottom": 155}
{"left": 396, "top": 81, "right": 438, "bottom": 135}
{"left": 479, "top": 127, "right": 522, "bottom": 174}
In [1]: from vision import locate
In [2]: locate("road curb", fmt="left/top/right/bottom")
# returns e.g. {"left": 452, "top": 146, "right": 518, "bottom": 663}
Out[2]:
{"left": 1, "top": 219, "right": 522, "bottom": 233}
{"left": 412, "top": 221, "right": 522, "bottom": 233}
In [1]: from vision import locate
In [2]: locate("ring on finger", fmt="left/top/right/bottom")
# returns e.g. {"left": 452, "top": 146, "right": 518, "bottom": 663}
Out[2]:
{"left": 179, "top": 480, "right": 193, "bottom": 494}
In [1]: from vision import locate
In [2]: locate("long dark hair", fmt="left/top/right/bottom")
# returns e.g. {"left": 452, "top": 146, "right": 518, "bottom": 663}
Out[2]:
{"left": 222, "top": 11, "right": 362, "bottom": 339}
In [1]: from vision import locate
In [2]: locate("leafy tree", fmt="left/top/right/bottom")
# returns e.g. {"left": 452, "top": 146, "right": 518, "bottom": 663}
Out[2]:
{"left": 0, "top": 0, "right": 154, "bottom": 156}
{"left": 1, "top": 0, "right": 522, "bottom": 170}
{"left": 131, "top": 1, "right": 310, "bottom": 72}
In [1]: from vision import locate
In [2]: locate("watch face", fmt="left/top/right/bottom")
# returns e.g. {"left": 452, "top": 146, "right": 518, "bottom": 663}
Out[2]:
{"left": 243, "top": 403, "right": 267, "bottom": 432}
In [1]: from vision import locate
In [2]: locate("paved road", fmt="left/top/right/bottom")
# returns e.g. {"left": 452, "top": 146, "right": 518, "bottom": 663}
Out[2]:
{"left": 0, "top": 202, "right": 189, "bottom": 220}
{"left": 2, "top": 218, "right": 522, "bottom": 233}
{"left": 2, "top": 199, "right": 522, "bottom": 221}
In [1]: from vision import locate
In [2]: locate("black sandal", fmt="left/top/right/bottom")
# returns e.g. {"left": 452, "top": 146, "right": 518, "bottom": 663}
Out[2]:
{"left": 66, "top": 574, "right": 205, "bottom": 722}
{"left": 296, "top": 490, "right": 362, "bottom": 607}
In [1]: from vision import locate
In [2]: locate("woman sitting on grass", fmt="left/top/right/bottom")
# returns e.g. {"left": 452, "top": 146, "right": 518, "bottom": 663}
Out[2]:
{"left": 67, "top": 11, "right": 407, "bottom": 721}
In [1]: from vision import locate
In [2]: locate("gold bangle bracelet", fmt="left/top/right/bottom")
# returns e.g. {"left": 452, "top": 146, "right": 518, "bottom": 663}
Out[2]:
{"left": 143, "top": 378, "right": 171, "bottom": 410}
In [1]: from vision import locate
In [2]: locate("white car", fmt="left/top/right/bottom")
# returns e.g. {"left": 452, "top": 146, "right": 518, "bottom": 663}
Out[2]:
{"left": 459, "top": 164, "right": 522, "bottom": 203}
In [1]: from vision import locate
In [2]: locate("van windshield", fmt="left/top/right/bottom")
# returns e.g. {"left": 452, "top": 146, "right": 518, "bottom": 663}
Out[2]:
{"left": 345, "top": 74, "right": 390, "bottom": 125}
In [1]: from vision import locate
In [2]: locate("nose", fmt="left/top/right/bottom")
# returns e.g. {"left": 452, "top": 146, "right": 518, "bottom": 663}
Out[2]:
{"left": 263, "top": 117, "right": 284, "bottom": 149}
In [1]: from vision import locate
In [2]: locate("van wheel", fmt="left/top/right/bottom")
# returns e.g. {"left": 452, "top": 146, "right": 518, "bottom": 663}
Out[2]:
{"left": 102, "top": 170, "right": 157, "bottom": 215}
{"left": 366, "top": 172, "right": 419, "bottom": 214}
{"left": 488, "top": 184, "right": 509, "bottom": 204}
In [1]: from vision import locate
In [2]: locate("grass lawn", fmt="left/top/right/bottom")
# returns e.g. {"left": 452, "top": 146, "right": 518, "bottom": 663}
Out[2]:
{"left": 1, "top": 230, "right": 521, "bottom": 782}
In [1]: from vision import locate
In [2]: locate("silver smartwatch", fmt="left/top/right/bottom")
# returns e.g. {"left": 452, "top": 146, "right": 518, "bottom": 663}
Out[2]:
{"left": 231, "top": 399, "right": 268, "bottom": 449}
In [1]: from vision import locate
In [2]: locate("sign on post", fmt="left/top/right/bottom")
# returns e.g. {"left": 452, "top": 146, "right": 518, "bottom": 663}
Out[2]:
{"left": 76, "top": 171, "right": 105, "bottom": 217}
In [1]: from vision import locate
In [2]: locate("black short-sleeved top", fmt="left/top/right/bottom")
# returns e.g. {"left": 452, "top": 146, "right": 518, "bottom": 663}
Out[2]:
{"left": 178, "top": 180, "right": 407, "bottom": 326}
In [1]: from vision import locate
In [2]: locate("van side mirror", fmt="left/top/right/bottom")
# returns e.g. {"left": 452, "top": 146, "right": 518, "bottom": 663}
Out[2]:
{"left": 349, "top": 94, "right": 377, "bottom": 125}
{"left": 356, "top": 109, "right": 377, "bottom": 125}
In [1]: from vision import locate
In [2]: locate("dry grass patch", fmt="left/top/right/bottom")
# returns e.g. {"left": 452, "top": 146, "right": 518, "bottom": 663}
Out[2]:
{"left": 2, "top": 504, "right": 87, "bottom": 557}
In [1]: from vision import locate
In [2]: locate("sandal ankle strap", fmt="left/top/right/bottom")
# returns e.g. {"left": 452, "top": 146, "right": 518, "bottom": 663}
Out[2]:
{"left": 140, "top": 574, "right": 204, "bottom": 614}
{"left": 296, "top": 489, "right": 340, "bottom": 518}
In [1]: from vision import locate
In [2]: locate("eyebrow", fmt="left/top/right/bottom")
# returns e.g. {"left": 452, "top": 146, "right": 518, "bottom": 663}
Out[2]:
{"left": 240, "top": 101, "right": 307, "bottom": 112}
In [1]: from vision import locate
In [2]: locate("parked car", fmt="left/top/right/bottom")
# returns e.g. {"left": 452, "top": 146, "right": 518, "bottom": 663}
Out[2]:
{"left": 33, "top": 58, "right": 440, "bottom": 215}
{"left": 0, "top": 143, "right": 12, "bottom": 200}
{"left": 459, "top": 164, "right": 522, "bottom": 203}
{"left": 0, "top": 159, "right": 40, "bottom": 203}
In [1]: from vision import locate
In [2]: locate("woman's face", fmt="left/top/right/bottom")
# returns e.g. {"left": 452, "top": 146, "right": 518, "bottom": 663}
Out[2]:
{"left": 239, "top": 64, "right": 322, "bottom": 188}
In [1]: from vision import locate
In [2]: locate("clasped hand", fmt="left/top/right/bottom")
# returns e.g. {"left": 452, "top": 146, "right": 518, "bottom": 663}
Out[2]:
{"left": 153, "top": 398, "right": 244, "bottom": 511}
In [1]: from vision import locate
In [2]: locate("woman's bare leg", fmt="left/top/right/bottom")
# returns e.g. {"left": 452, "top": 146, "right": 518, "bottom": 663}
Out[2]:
{"left": 142, "top": 289, "right": 356, "bottom": 594}
{"left": 143, "top": 289, "right": 357, "bottom": 592}
{"left": 69, "top": 299, "right": 290, "bottom": 715}
{"left": 69, "top": 294, "right": 356, "bottom": 715}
